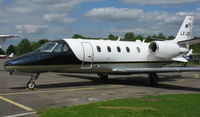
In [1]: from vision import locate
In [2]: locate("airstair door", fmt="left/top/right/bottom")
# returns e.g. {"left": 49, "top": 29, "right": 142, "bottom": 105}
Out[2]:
{"left": 81, "top": 42, "right": 94, "bottom": 69}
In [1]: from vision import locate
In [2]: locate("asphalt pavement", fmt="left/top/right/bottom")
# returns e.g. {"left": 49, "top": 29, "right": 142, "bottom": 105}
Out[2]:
{"left": 0, "top": 59, "right": 200, "bottom": 117}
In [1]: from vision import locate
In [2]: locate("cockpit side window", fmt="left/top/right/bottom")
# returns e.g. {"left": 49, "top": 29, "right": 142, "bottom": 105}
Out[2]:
{"left": 53, "top": 43, "right": 63, "bottom": 52}
{"left": 62, "top": 45, "right": 68, "bottom": 52}
{"left": 53, "top": 43, "right": 69, "bottom": 53}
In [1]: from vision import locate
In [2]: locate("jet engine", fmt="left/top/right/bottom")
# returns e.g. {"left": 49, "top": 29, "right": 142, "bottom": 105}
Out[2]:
{"left": 148, "top": 41, "right": 187, "bottom": 59}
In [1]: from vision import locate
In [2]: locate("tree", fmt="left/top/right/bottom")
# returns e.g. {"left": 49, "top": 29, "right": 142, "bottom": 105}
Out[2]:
{"left": 108, "top": 34, "right": 118, "bottom": 40}
{"left": 167, "top": 35, "right": 175, "bottom": 40}
{"left": 158, "top": 33, "right": 166, "bottom": 39}
{"left": 6, "top": 45, "right": 16, "bottom": 55}
{"left": 124, "top": 32, "right": 135, "bottom": 41}
{"left": 0, "top": 48, "right": 5, "bottom": 54}
{"left": 38, "top": 39, "right": 49, "bottom": 45}
{"left": 135, "top": 35, "right": 144, "bottom": 41}
{"left": 17, "top": 39, "right": 32, "bottom": 56}
{"left": 72, "top": 34, "right": 84, "bottom": 39}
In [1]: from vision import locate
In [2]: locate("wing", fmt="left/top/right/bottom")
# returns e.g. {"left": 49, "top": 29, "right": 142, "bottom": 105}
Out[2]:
{"left": 0, "top": 35, "right": 19, "bottom": 48}
{"left": 0, "top": 35, "right": 19, "bottom": 39}
{"left": 112, "top": 67, "right": 200, "bottom": 74}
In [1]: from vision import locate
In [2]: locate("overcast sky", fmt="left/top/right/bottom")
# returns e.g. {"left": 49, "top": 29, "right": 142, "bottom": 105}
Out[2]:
{"left": 1, "top": 0, "right": 200, "bottom": 48}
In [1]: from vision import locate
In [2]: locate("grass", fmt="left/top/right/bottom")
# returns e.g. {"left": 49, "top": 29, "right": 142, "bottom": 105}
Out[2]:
{"left": 38, "top": 94, "right": 200, "bottom": 117}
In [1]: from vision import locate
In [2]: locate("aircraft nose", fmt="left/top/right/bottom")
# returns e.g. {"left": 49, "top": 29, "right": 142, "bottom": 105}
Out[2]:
{"left": 4, "top": 59, "right": 22, "bottom": 72}
{"left": 4, "top": 59, "right": 20, "bottom": 66}
{"left": 4, "top": 52, "right": 39, "bottom": 72}
{"left": 4, "top": 60, "right": 12, "bottom": 67}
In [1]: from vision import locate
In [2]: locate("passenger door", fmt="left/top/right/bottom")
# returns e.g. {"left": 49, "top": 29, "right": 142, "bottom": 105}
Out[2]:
{"left": 81, "top": 42, "right": 94, "bottom": 69}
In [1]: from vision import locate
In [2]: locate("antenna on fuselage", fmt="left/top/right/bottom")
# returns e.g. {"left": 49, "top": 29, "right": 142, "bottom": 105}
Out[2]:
{"left": 117, "top": 37, "right": 121, "bottom": 41}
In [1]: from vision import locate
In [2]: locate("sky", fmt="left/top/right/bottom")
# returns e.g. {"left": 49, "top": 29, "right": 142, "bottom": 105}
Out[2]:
{"left": 1, "top": 0, "right": 200, "bottom": 49}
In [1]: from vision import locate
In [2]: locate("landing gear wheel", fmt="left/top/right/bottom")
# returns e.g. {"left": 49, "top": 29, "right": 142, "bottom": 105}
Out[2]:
{"left": 27, "top": 80, "right": 36, "bottom": 90}
{"left": 26, "top": 73, "right": 40, "bottom": 90}
{"left": 98, "top": 74, "right": 108, "bottom": 81}
{"left": 147, "top": 73, "right": 158, "bottom": 86}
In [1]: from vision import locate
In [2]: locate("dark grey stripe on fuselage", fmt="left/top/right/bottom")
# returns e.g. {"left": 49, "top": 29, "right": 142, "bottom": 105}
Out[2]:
{"left": 4, "top": 61, "right": 172, "bottom": 74}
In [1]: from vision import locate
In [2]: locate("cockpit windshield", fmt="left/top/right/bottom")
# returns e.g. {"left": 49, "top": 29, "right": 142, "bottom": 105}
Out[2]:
{"left": 37, "top": 42, "right": 57, "bottom": 52}
{"left": 37, "top": 41, "right": 69, "bottom": 53}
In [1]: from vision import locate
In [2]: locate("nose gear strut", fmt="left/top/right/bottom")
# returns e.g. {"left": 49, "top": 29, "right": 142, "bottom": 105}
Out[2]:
{"left": 26, "top": 73, "right": 40, "bottom": 90}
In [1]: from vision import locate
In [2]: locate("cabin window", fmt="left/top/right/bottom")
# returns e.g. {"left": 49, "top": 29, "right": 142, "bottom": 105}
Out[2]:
{"left": 107, "top": 46, "right": 111, "bottom": 52}
{"left": 117, "top": 46, "right": 121, "bottom": 53}
{"left": 97, "top": 46, "right": 101, "bottom": 52}
{"left": 126, "top": 47, "right": 130, "bottom": 53}
{"left": 137, "top": 47, "right": 141, "bottom": 53}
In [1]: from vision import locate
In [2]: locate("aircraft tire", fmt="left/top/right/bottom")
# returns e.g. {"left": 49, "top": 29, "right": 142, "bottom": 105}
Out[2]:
{"left": 27, "top": 80, "right": 36, "bottom": 90}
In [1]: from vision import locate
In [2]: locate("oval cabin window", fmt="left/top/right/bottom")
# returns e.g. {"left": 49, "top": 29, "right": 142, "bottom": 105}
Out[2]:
{"left": 137, "top": 47, "right": 141, "bottom": 53}
{"left": 126, "top": 47, "right": 130, "bottom": 53}
{"left": 97, "top": 46, "right": 101, "bottom": 52}
{"left": 107, "top": 46, "right": 111, "bottom": 52}
{"left": 117, "top": 46, "right": 121, "bottom": 53}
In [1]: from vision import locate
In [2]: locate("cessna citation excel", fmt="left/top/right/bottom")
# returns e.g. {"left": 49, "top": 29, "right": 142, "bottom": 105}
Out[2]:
{"left": 4, "top": 16, "right": 200, "bottom": 89}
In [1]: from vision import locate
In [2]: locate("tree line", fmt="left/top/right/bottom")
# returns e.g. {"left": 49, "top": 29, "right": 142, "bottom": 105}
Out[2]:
{"left": 0, "top": 32, "right": 200, "bottom": 56}
{"left": 0, "top": 39, "right": 49, "bottom": 56}
{"left": 72, "top": 32, "right": 175, "bottom": 42}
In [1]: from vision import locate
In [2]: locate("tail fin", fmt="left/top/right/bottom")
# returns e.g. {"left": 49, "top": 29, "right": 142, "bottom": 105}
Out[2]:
{"left": 8, "top": 53, "right": 14, "bottom": 58}
{"left": 174, "top": 16, "right": 194, "bottom": 43}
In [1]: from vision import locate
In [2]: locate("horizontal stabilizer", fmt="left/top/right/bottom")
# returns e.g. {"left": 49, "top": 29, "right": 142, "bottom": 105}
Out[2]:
{"left": 172, "top": 57, "right": 188, "bottom": 62}
{"left": 178, "top": 38, "right": 200, "bottom": 45}
{"left": 113, "top": 67, "right": 200, "bottom": 73}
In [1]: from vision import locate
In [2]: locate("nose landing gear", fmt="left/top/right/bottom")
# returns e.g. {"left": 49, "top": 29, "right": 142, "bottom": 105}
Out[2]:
{"left": 27, "top": 73, "right": 40, "bottom": 90}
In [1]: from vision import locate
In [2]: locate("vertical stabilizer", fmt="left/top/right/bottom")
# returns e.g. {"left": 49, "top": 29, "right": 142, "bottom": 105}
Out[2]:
{"left": 8, "top": 53, "right": 14, "bottom": 58}
{"left": 174, "top": 16, "right": 194, "bottom": 43}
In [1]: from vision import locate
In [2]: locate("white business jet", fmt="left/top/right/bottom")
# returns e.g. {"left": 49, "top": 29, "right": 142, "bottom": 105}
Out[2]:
{"left": 4, "top": 16, "right": 200, "bottom": 89}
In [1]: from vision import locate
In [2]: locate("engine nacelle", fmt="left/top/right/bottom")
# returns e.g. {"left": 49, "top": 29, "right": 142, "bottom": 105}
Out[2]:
{"left": 149, "top": 41, "right": 181, "bottom": 59}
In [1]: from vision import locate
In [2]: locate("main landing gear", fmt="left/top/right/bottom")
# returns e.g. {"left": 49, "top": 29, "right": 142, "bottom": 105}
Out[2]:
{"left": 97, "top": 73, "right": 108, "bottom": 81}
{"left": 147, "top": 73, "right": 158, "bottom": 86}
{"left": 26, "top": 73, "right": 40, "bottom": 90}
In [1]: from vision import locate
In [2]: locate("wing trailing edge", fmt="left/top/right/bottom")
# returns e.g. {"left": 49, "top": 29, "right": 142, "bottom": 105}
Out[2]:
{"left": 113, "top": 67, "right": 200, "bottom": 73}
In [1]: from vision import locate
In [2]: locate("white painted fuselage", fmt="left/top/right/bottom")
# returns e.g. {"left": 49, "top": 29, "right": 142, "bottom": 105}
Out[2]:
{"left": 60, "top": 39, "right": 172, "bottom": 74}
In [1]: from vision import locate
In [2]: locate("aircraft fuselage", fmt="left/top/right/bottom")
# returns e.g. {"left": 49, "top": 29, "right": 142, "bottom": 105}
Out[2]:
{"left": 4, "top": 39, "right": 170, "bottom": 74}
